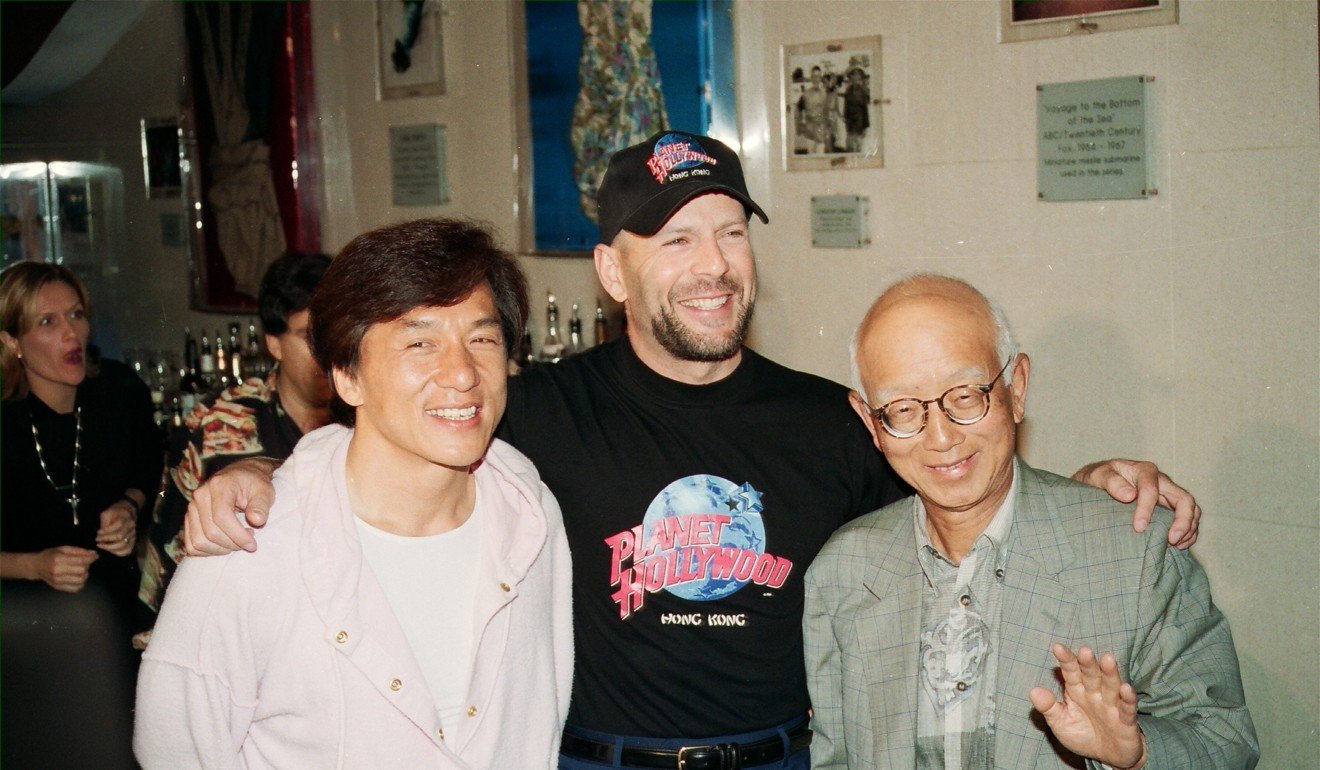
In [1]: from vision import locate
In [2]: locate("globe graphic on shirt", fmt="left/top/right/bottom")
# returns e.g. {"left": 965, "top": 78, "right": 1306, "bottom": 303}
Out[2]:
{"left": 642, "top": 474, "right": 766, "bottom": 602}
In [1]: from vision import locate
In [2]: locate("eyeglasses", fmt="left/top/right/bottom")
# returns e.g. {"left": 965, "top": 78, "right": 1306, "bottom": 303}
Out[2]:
{"left": 866, "top": 358, "right": 1013, "bottom": 439}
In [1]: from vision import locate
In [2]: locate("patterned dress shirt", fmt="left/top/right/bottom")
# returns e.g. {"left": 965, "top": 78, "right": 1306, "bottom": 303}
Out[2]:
{"left": 138, "top": 372, "right": 303, "bottom": 620}
{"left": 914, "top": 466, "right": 1018, "bottom": 769}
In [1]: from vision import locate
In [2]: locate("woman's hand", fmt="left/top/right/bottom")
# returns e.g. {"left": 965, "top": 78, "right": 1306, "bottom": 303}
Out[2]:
{"left": 96, "top": 500, "right": 138, "bottom": 557}
{"left": 34, "top": 546, "right": 99, "bottom": 592}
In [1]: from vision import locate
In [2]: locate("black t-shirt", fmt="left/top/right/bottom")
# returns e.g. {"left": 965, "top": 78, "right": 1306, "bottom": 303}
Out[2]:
{"left": 499, "top": 338, "right": 905, "bottom": 737}
{"left": 1, "top": 360, "right": 162, "bottom": 620}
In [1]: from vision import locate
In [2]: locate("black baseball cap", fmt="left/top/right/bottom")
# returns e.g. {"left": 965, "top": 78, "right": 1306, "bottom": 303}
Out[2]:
{"left": 596, "top": 130, "right": 769, "bottom": 245}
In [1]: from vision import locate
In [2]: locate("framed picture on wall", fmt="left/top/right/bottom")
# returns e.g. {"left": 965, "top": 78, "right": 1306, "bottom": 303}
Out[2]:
{"left": 140, "top": 117, "right": 182, "bottom": 199}
{"left": 781, "top": 35, "right": 883, "bottom": 172}
{"left": 999, "top": 0, "right": 1177, "bottom": 43}
{"left": 376, "top": 0, "right": 446, "bottom": 100}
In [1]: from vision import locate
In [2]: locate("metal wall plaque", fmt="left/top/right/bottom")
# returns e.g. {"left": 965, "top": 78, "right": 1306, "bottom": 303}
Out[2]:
{"left": 811, "top": 195, "right": 870, "bottom": 248}
{"left": 390, "top": 123, "right": 449, "bottom": 206}
{"left": 1037, "top": 76, "right": 1152, "bottom": 201}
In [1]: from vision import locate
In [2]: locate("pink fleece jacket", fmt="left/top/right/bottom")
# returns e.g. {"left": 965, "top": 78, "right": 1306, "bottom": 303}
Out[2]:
{"left": 134, "top": 425, "right": 573, "bottom": 769}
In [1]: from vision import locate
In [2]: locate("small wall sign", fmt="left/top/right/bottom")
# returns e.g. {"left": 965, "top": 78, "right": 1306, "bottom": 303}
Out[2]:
{"left": 390, "top": 123, "right": 449, "bottom": 206}
{"left": 1037, "top": 76, "right": 1153, "bottom": 201}
{"left": 811, "top": 195, "right": 870, "bottom": 248}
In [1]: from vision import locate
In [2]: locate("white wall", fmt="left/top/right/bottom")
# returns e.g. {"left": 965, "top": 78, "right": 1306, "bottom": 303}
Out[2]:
{"left": 2, "top": 0, "right": 1315, "bottom": 763}
{"left": 309, "top": 0, "right": 603, "bottom": 337}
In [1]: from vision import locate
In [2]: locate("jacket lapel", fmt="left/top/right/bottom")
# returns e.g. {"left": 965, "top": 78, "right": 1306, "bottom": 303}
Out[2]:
{"left": 859, "top": 508, "right": 923, "bottom": 768}
{"left": 449, "top": 445, "right": 546, "bottom": 752}
{"left": 993, "top": 463, "right": 1078, "bottom": 770}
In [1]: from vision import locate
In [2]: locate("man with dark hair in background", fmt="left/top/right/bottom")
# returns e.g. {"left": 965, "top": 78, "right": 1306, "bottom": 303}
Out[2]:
{"left": 138, "top": 252, "right": 334, "bottom": 620}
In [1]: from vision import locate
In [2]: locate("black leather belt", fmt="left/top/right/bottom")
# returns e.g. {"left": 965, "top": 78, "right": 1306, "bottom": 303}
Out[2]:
{"left": 559, "top": 722, "right": 812, "bottom": 769}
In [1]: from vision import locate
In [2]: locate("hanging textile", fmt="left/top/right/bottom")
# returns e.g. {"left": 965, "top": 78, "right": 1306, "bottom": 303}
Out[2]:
{"left": 192, "top": 4, "right": 286, "bottom": 298}
{"left": 570, "top": 0, "right": 668, "bottom": 223}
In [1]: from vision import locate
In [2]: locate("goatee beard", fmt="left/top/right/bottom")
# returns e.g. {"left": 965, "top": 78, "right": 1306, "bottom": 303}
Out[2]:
{"left": 650, "top": 285, "right": 755, "bottom": 363}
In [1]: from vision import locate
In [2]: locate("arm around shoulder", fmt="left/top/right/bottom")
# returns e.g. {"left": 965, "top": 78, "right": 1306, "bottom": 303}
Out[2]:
{"left": 1125, "top": 532, "right": 1259, "bottom": 768}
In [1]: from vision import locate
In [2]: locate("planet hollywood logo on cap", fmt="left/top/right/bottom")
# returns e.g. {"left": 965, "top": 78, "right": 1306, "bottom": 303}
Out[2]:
{"left": 646, "top": 133, "right": 719, "bottom": 184}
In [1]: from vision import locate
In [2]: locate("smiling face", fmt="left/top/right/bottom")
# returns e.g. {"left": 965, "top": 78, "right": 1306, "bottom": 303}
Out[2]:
{"left": 1, "top": 280, "right": 90, "bottom": 404}
{"left": 333, "top": 283, "right": 507, "bottom": 477}
{"left": 596, "top": 192, "right": 756, "bottom": 379}
{"left": 850, "top": 291, "right": 1028, "bottom": 525}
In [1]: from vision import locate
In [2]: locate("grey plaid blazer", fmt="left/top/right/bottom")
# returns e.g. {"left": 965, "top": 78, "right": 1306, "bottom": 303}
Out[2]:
{"left": 803, "top": 461, "right": 1258, "bottom": 769}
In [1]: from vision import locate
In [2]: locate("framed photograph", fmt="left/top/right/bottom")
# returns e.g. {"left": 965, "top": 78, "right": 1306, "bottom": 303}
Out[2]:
{"left": 140, "top": 118, "right": 182, "bottom": 199}
{"left": 999, "top": 0, "right": 1177, "bottom": 43}
{"left": 782, "top": 35, "right": 883, "bottom": 172}
{"left": 376, "top": 0, "right": 445, "bottom": 100}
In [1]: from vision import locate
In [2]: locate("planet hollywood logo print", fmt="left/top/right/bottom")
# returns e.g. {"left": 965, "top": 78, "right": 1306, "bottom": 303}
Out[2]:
{"left": 604, "top": 475, "right": 793, "bottom": 620}
{"left": 646, "top": 133, "right": 718, "bottom": 184}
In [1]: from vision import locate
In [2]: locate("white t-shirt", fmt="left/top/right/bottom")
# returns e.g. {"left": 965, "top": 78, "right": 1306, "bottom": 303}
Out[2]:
{"left": 354, "top": 494, "right": 485, "bottom": 729}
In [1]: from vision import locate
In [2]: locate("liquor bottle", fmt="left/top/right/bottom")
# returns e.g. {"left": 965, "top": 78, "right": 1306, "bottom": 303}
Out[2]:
{"left": 179, "top": 327, "right": 205, "bottom": 408}
{"left": 170, "top": 394, "right": 185, "bottom": 430}
{"left": 517, "top": 328, "right": 535, "bottom": 370}
{"left": 199, "top": 331, "right": 217, "bottom": 390}
{"left": 183, "top": 326, "right": 198, "bottom": 372}
{"left": 176, "top": 366, "right": 196, "bottom": 414}
{"left": 214, "top": 328, "right": 230, "bottom": 390}
{"left": 150, "top": 360, "right": 168, "bottom": 428}
{"left": 568, "top": 303, "right": 583, "bottom": 355}
{"left": 227, "top": 322, "right": 243, "bottom": 383}
{"left": 594, "top": 301, "right": 608, "bottom": 347}
{"left": 244, "top": 322, "right": 264, "bottom": 378}
{"left": 539, "top": 291, "right": 565, "bottom": 363}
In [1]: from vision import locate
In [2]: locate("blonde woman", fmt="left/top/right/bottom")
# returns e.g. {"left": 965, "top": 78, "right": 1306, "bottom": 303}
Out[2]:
{"left": 0, "top": 262, "right": 159, "bottom": 619}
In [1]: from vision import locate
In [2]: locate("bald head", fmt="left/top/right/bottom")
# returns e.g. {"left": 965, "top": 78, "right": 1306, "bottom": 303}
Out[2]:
{"left": 851, "top": 274, "right": 1018, "bottom": 401}
{"left": 847, "top": 274, "right": 1029, "bottom": 531}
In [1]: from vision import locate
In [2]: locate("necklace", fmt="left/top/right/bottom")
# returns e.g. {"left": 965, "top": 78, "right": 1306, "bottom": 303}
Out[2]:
{"left": 30, "top": 406, "right": 82, "bottom": 526}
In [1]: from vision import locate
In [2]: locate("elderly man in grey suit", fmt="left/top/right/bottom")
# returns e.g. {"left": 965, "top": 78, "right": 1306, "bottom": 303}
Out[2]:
{"left": 803, "top": 274, "right": 1257, "bottom": 769}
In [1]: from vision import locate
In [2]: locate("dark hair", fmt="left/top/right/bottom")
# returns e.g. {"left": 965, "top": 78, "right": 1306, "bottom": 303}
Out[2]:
{"left": 258, "top": 252, "right": 331, "bottom": 337}
{"left": 309, "top": 218, "right": 529, "bottom": 425}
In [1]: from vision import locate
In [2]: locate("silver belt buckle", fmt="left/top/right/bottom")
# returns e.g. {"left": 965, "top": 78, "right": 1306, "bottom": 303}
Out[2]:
{"left": 678, "top": 743, "right": 735, "bottom": 770}
{"left": 676, "top": 745, "right": 706, "bottom": 770}
{"left": 676, "top": 745, "right": 696, "bottom": 770}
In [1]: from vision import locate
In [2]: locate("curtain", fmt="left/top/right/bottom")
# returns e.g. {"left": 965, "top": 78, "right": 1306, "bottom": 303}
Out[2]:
{"left": 570, "top": 0, "right": 668, "bottom": 223}
{"left": 190, "top": 4, "right": 286, "bottom": 298}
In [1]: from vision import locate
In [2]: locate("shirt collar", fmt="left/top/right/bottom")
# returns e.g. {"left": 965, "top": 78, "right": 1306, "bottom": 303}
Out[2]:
{"left": 913, "top": 458, "right": 1020, "bottom": 578}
